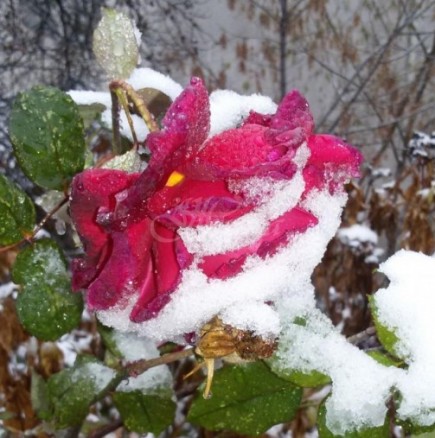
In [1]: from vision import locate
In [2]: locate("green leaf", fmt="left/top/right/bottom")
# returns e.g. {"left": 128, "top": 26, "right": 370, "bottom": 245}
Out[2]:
{"left": 317, "top": 403, "right": 389, "bottom": 438}
{"left": 10, "top": 86, "right": 85, "bottom": 190}
{"left": 16, "top": 281, "right": 82, "bottom": 341}
{"left": 93, "top": 8, "right": 139, "bottom": 79}
{"left": 369, "top": 296, "right": 401, "bottom": 358}
{"left": 102, "top": 148, "right": 142, "bottom": 172}
{"left": 76, "top": 102, "right": 106, "bottom": 128}
{"left": 31, "top": 371, "right": 52, "bottom": 420}
{"left": 97, "top": 321, "right": 123, "bottom": 360}
{"left": 277, "top": 368, "right": 330, "bottom": 388}
{"left": 0, "top": 174, "right": 35, "bottom": 246}
{"left": 46, "top": 356, "right": 118, "bottom": 428}
{"left": 113, "top": 390, "right": 176, "bottom": 434}
{"left": 12, "top": 239, "right": 67, "bottom": 285}
{"left": 397, "top": 418, "right": 435, "bottom": 436}
{"left": 367, "top": 350, "right": 402, "bottom": 368}
{"left": 13, "top": 240, "right": 83, "bottom": 341}
{"left": 267, "top": 354, "right": 330, "bottom": 387}
{"left": 187, "top": 361, "right": 302, "bottom": 436}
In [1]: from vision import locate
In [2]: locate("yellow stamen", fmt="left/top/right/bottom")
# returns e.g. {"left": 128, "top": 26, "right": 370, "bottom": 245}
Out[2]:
{"left": 183, "top": 358, "right": 215, "bottom": 399}
{"left": 203, "top": 358, "right": 215, "bottom": 399}
{"left": 165, "top": 171, "right": 185, "bottom": 187}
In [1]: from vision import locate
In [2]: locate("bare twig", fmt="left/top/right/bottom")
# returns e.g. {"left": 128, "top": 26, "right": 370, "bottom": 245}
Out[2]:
{"left": 88, "top": 419, "right": 123, "bottom": 438}
{"left": 0, "top": 194, "right": 69, "bottom": 254}
{"left": 127, "top": 347, "right": 195, "bottom": 377}
{"left": 347, "top": 326, "right": 376, "bottom": 345}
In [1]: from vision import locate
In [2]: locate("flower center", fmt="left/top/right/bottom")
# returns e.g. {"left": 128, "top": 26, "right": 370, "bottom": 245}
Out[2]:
{"left": 165, "top": 170, "right": 185, "bottom": 187}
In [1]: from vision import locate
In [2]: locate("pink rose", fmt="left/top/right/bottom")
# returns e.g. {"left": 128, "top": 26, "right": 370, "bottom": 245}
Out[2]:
{"left": 70, "top": 77, "right": 362, "bottom": 332}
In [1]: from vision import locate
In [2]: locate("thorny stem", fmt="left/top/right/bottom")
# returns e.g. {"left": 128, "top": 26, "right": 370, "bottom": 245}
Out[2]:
{"left": 109, "top": 79, "right": 159, "bottom": 153}
{"left": 347, "top": 326, "right": 376, "bottom": 345}
{"left": 0, "top": 194, "right": 69, "bottom": 254}
{"left": 126, "top": 347, "right": 195, "bottom": 377}
{"left": 122, "top": 326, "right": 376, "bottom": 384}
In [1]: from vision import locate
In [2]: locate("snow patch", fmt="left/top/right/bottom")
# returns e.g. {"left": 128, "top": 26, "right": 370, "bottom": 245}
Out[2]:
{"left": 113, "top": 332, "right": 172, "bottom": 393}
{"left": 209, "top": 89, "right": 277, "bottom": 136}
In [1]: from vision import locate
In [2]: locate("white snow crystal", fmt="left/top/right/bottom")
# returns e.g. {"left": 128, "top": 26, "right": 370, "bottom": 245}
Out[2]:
{"left": 113, "top": 332, "right": 172, "bottom": 393}
{"left": 274, "top": 304, "right": 400, "bottom": 435}
{"left": 98, "top": 187, "right": 348, "bottom": 342}
{"left": 337, "top": 224, "right": 378, "bottom": 246}
{"left": 73, "top": 362, "right": 116, "bottom": 391}
{"left": 273, "top": 250, "right": 435, "bottom": 434}
{"left": 179, "top": 144, "right": 309, "bottom": 256}
{"left": 209, "top": 89, "right": 277, "bottom": 136}
{"left": 0, "top": 282, "right": 17, "bottom": 300}
{"left": 68, "top": 67, "right": 183, "bottom": 142}
{"left": 374, "top": 250, "right": 435, "bottom": 426}
{"left": 127, "top": 67, "right": 183, "bottom": 101}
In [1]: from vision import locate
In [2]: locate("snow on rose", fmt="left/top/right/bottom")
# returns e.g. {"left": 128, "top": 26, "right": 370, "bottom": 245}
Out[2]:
{"left": 69, "top": 77, "right": 362, "bottom": 341}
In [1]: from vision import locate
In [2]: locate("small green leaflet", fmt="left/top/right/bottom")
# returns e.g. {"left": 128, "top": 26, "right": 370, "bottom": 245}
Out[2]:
{"left": 10, "top": 86, "right": 85, "bottom": 190}
{"left": 114, "top": 390, "right": 176, "bottom": 434}
{"left": 12, "top": 239, "right": 83, "bottom": 341}
{"left": 44, "top": 356, "right": 118, "bottom": 428}
{"left": 317, "top": 402, "right": 389, "bottom": 438}
{"left": 369, "top": 296, "right": 402, "bottom": 359}
{"left": 0, "top": 174, "right": 35, "bottom": 246}
{"left": 93, "top": 8, "right": 139, "bottom": 79}
{"left": 188, "top": 361, "right": 302, "bottom": 436}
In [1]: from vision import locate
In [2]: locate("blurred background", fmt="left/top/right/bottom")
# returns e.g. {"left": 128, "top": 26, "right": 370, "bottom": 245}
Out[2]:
{"left": 0, "top": 1, "right": 434, "bottom": 436}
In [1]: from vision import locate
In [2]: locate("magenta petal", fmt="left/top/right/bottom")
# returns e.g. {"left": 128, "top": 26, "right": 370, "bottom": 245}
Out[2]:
{"left": 70, "top": 169, "right": 139, "bottom": 289}
{"left": 130, "top": 293, "right": 172, "bottom": 322}
{"left": 242, "top": 111, "right": 273, "bottom": 127}
{"left": 86, "top": 217, "right": 153, "bottom": 310}
{"left": 189, "top": 93, "right": 315, "bottom": 180}
{"left": 108, "top": 78, "right": 210, "bottom": 230}
{"left": 303, "top": 134, "right": 363, "bottom": 193}
{"left": 151, "top": 224, "right": 181, "bottom": 294}
{"left": 271, "top": 90, "right": 314, "bottom": 134}
{"left": 148, "top": 179, "right": 253, "bottom": 227}
{"left": 200, "top": 207, "right": 318, "bottom": 279}
{"left": 190, "top": 124, "right": 298, "bottom": 180}
{"left": 148, "top": 77, "right": 210, "bottom": 167}
{"left": 130, "top": 225, "right": 185, "bottom": 322}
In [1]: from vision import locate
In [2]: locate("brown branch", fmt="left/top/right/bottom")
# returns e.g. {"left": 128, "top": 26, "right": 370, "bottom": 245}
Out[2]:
{"left": 88, "top": 419, "right": 123, "bottom": 438}
{"left": 0, "top": 194, "right": 69, "bottom": 254}
{"left": 347, "top": 326, "right": 376, "bottom": 345}
{"left": 126, "top": 347, "right": 195, "bottom": 377}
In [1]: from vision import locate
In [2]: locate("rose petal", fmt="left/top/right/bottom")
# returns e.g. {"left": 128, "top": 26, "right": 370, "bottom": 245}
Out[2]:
{"left": 199, "top": 206, "right": 318, "bottom": 279}
{"left": 148, "top": 178, "right": 252, "bottom": 227}
{"left": 270, "top": 89, "right": 314, "bottom": 134}
{"left": 303, "top": 134, "right": 363, "bottom": 194}
{"left": 86, "top": 217, "right": 153, "bottom": 310}
{"left": 190, "top": 124, "right": 298, "bottom": 180}
{"left": 151, "top": 224, "right": 181, "bottom": 293}
{"left": 70, "top": 169, "right": 139, "bottom": 289}
{"left": 130, "top": 292, "right": 172, "bottom": 322}
{"left": 108, "top": 77, "right": 210, "bottom": 230}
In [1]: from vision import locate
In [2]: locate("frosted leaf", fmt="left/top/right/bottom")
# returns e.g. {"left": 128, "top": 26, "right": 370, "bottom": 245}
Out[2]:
{"left": 373, "top": 251, "right": 435, "bottom": 426}
{"left": 274, "top": 306, "right": 400, "bottom": 435}
{"left": 93, "top": 8, "right": 139, "bottom": 79}
{"left": 71, "top": 361, "right": 116, "bottom": 392}
{"left": 113, "top": 332, "right": 172, "bottom": 393}
{"left": 273, "top": 250, "right": 435, "bottom": 434}
{"left": 102, "top": 148, "right": 144, "bottom": 173}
